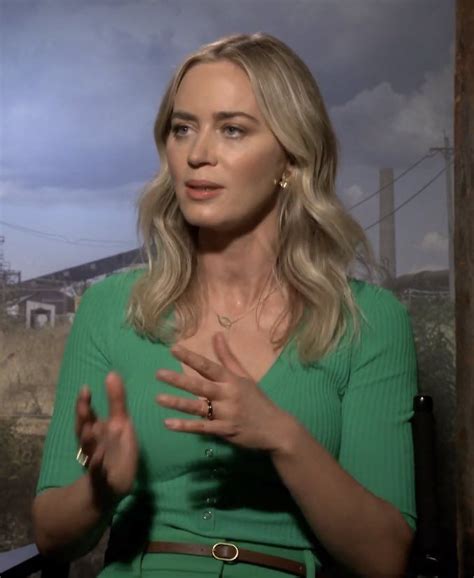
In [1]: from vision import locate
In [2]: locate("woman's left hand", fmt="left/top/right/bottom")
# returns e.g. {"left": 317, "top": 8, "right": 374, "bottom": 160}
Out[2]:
{"left": 155, "top": 332, "right": 295, "bottom": 453}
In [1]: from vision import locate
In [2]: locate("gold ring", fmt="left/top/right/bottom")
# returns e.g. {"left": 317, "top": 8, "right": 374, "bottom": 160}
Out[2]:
{"left": 206, "top": 399, "right": 214, "bottom": 421}
{"left": 76, "top": 447, "right": 89, "bottom": 467}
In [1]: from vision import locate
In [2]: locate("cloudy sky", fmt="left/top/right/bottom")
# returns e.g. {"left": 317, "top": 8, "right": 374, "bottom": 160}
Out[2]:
{"left": 0, "top": 0, "right": 454, "bottom": 280}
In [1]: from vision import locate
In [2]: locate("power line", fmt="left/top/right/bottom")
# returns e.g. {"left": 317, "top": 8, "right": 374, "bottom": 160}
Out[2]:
{"left": 0, "top": 153, "right": 449, "bottom": 246}
{"left": 363, "top": 162, "right": 452, "bottom": 232}
{"left": 348, "top": 151, "right": 438, "bottom": 211}
{"left": 0, "top": 219, "right": 136, "bottom": 248}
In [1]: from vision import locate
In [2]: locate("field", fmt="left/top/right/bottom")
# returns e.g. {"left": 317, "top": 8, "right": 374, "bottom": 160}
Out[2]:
{"left": 0, "top": 319, "right": 107, "bottom": 576}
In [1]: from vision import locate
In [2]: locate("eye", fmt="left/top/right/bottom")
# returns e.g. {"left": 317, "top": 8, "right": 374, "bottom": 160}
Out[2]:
{"left": 223, "top": 125, "right": 245, "bottom": 138}
{"left": 170, "top": 124, "right": 190, "bottom": 137}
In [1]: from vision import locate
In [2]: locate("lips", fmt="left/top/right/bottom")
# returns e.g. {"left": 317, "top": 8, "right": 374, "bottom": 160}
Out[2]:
{"left": 185, "top": 179, "right": 223, "bottom": 189}
{"left": 184, "top": 180, "right": 223, "bottom": 201}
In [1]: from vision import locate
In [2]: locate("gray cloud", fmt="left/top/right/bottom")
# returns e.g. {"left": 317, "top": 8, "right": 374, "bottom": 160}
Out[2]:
{"left": 1, "top": 0, "right": 453, "bottom": 203}
{"left": 331, "top": 55, "right": 453, "bottom": 168}
{"left": 0, "top": 178, "right": 146, "bottom": 206}
{"left": 0, "top": 0, "right": 453, "bottom": 278}
{"left": 420, "top": 231, "right": 449, "bottom": 254}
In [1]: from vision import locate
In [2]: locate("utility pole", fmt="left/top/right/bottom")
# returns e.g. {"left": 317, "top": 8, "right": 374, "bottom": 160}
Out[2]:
{"left": 0, "top": 236, "right": 7, "bottom": 311}
{"left": 379, "top": 168, "right": 396, "bottom": 280}
{"left": 430, "top": 135, "right": 455, "bottom": 300}
{"left": 454, "top": 0, "right": 474, "bottom": 575}
{"left": 0, "top": 236, "right": 21, "bottom": 316}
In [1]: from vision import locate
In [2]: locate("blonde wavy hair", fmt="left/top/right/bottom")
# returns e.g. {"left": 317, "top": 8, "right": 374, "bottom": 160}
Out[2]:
{"left": 128, "top": 32, "right": 375, "bottom": 363}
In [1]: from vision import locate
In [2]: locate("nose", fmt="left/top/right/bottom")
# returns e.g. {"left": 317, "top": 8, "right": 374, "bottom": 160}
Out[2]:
{"left": 187, "top": 129, "right": 217, "bottom": 168}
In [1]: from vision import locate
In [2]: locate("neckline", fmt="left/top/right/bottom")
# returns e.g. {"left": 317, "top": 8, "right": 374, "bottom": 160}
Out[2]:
{"left": 166, "top": 334, "right": 293, "bottom": 386}
{"left": 164, "top": 306, "right": 294, "bottom": 385}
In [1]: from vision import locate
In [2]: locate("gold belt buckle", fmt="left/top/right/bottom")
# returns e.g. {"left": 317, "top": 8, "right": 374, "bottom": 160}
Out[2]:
{"left": 211, "top": 541, "right": 239, "bottom": 562}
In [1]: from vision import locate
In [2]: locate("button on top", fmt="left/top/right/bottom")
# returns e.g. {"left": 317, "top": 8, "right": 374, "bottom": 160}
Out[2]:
{"left": 205, "top": 448, "right": 214, "bottom": 458}
{"left": 206, "top": 496, "right": 217, "bottom": 505}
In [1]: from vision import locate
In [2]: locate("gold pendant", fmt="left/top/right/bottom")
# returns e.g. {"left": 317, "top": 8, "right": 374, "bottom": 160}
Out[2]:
{"left": 217, "top": 315, "right": 233, "bottom": 329}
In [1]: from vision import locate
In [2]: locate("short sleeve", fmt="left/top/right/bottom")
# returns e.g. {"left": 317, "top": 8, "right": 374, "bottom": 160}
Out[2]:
{"left": 36, "top": 280, "right": 113, "bottom": 494}
{"left": 338, "top": 284, "right": 418, "bottom": 531}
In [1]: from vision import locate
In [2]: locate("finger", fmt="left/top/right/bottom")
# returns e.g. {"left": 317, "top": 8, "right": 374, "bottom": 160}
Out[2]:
{"left": 77, "top": 385, "right": 91, "bottom": 406}
{"left": 79, "top": 421, "right": 97, "bottom": 457}
{"left": 79, "top": 420, "right": 108, "bottom": 470}
{"left": 171, "top": 345, "right": 227, "bottom": 382}
{"left": 91, "top": 420, "right": 106, "bottom": 441}
{"left": 212, "top": 332, "right": 250, "bottom": 378}
{"left": 105, "top": 372, "right": 128, "bottom": 420}
{"left": 156, "top": 369, "right": 218, "bottom": 399}
{"left": 157, "top": 393, "right": 209, "bottom": 418}
{"left": 164, "top": 417, "right": 223, "bottom": 435}
{"left": 88, "top": 443, "right": 105, "bottom": 475}
{"left": 75, "top": 387, "right": 97, "bottom": 437}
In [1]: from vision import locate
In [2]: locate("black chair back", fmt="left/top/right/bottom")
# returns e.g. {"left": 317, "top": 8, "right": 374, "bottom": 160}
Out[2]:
{"left": 409, "top": 394, "right": 442, "bottom": 576}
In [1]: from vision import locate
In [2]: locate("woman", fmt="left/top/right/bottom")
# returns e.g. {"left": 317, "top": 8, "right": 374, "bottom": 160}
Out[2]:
{"left": 32, "top": 33, "right": 417, "bottom": 577}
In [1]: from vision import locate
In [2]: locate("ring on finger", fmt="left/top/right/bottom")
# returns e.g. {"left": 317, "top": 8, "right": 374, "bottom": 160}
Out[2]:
{"left": 206, "top": 398, "right": 214, "bottom": 421}
{"left": 76, "top": 447, "right": 90, "bottom": 467}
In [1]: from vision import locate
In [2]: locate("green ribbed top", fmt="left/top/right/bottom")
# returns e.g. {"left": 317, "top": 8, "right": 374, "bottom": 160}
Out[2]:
{"left": 37, "top": 270, "right": 417, "bottom": 569}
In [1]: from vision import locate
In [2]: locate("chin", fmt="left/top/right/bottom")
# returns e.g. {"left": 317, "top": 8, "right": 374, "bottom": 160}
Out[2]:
{"left": 182, "top": 212, "right": 235, "bottom": 231}
{"left": 178, "top": 196, "right": 275, "bottom": 235}
{"left": 183, "top": 211, "right": 268, "bottom": 238}
{"left": 177, "top": 199, "right": 228, "bottom": 228}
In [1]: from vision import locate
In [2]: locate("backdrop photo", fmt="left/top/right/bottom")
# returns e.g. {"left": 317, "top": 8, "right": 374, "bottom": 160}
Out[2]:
{"left": 0, "top": 1, "right": 457, "bottom": 576}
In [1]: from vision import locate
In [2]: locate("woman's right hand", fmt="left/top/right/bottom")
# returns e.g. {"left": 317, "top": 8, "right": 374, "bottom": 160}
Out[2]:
{"left": 75, "top": 372, "right": 138, "bottom": 499}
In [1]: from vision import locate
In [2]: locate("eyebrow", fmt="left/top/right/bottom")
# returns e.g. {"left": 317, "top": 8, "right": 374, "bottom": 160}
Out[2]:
{"left": 171, "top": 110, "right": 260, "bottom": 124}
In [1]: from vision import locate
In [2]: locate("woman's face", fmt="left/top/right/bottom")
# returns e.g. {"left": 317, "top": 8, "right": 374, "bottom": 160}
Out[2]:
{"left": 165, "top": 60, "right": 290, "bottom": 233}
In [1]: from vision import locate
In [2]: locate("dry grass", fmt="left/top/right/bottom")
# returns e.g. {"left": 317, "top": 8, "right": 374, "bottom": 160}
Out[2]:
{"left": 0, "top": 321, "right": 71, "bottom": 417}
{"left": 0, "top": 319, "right": 111, "bottom": 572}
{"left": 0, "top": 320, "right": 72, "bottom": 554}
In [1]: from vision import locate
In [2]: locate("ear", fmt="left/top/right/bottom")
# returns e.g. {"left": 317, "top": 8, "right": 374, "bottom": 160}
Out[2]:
{"left": 284, "top": 157, "right": 295, "bottom": 179}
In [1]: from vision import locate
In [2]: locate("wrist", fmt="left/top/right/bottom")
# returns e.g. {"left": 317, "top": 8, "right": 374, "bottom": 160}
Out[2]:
{"left": 269, "top": 412, "right": 306, "bottom": 459}
{"left": 86, "top": 471, "right": 122, "bottom": 514}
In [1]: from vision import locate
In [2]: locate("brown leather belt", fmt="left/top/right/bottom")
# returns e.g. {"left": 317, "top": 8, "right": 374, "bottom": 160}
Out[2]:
{"left": 146, "top": 540, "right": 307, "bottom": 576}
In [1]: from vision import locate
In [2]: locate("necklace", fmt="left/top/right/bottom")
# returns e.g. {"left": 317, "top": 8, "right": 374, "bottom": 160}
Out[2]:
{"left": 213, "top": 282, "right": 278, "bottom": 330}
{"left": 215, "top": 304, "right": 260, "bottom": 329}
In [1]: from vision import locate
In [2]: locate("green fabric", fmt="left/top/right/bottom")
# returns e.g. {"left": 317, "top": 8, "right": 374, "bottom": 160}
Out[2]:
{"left": 36, "top": 270, "right": 418, "bottom": 576}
